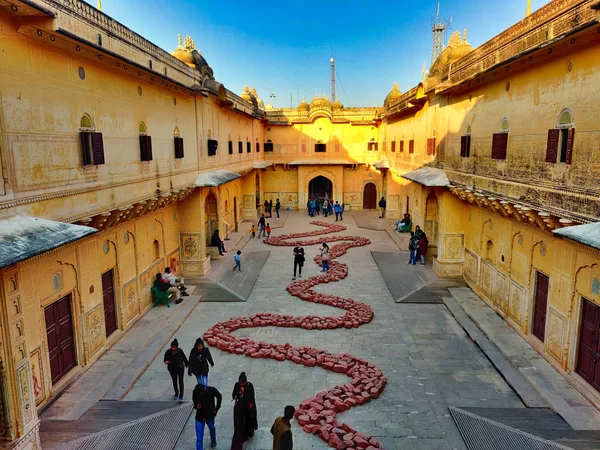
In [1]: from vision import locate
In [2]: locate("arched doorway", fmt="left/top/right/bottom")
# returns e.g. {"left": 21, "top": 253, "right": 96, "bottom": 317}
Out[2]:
{"left": 308, "top": 176, "right": 333, "bottom": 199}
{"left": 363, "top": 183, "right": 377, "bottom": 209}
{"left": 205, "top": 192, "right": 218, "bottom": 245}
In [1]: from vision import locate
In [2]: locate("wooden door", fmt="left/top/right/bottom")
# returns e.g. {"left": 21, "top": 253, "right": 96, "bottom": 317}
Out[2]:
{"left": 102, "top": 269, "right": 117, "bottom": 337}
{"left": 362, "top": 183, "right": 377, "bottom": 209}
{"left": 45, "top": 295, "right": 77, "bottom": 384}
{"left": 577, "top": 299, "right": 600, "bottom": 393}
{"left": 532, "top": 272, "right": 549, "bottom": 342}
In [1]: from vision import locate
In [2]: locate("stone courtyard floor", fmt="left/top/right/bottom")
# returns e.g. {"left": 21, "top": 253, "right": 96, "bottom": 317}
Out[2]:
{"left": 40, "top": 211, "right": 600, "bottom": 450}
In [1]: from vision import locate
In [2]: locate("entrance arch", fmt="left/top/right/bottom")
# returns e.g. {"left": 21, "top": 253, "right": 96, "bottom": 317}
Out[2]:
{"left": 205, "top": 192, "right": 218, "bottom": 245}
{"left": 308, "top": 176, "right": 333, "bottom": 199}
{"left": 363, "top": 183, "right": 377, "bottom": 209}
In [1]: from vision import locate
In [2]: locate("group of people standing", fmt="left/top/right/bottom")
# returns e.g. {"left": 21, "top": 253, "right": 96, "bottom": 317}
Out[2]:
{"left": 408, "top": 226, "right": 429, "bottom": 266}
{"left": 307, "top": 196, "right": 344, "bottom": 221}
{"left": 263, "top": 198, "right": 281, "bottom": 219}
{"left": 163, "top": 338, "right": 295, "bottom": 450}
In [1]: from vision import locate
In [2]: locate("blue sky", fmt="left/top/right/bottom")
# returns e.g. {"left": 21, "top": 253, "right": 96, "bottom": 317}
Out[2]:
{"left": 99, "top": 0, "right": 547, "bottom": 107}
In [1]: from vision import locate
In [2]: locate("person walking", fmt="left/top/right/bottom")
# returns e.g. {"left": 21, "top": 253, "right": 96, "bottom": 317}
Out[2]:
{"left": 154, "top": 273, "right": 181, "bottom": 303}
{"left": 292, "top": 243, "right": 305, "bottom": 280}
{"left": 378, "top": 197, "right": 387, "bottom": 218}
{"left": 275, "top": 198, "right": 281, "bottom": 219}
{"left": 230, "top": 372, "right": 258, "bottom": 450}
{"left": 188, "top": 338, "right": 214, "bottom": 386}
{"left": 164, "top": 338, "right": 188, "bottom": 402}
{"left": 250, "top": 224, "right": 256, "bottom": 238}
{"left": 408, "top": 232, "right": 418, "bottom": 265}
{"left": 193, "top": 383, "right": 222, "bottom": 450}
{"left": 258, "top": 214, "right": 267, "bottom": 239}
{"left": 319, "top": 243, "right": 330, "bottom": 272}
{"left": 271, "top": 405, "right": 295, "bottom": 450}
{"left": 266, "top": 223, "right": 271, "bottom": 238}
{"left": 233, "top": 250, "right": 242, "bottom": 272}
{"left": 333, "top": 201, "right": 341, "bottom": 221}
{"left": 339, "top": 203, "right": 344, "bottom": 221}
{"left": 418, "top": 232, "right": 429, "bottom": 266}
{"left": 322, "top": 199, "right": 329, "bottom": 218}
{"left": 211, "top": 230, "right": 226, "bottom": 256}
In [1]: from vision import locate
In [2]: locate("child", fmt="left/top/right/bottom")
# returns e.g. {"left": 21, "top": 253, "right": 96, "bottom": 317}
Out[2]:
{"left": 233, "top": 250, "right": 242, "bottom": 271}
{"left": 266, "top": 223, "right": 271, "bottom": 238}
{"left": 250, "top": 224, "right": 256, "bottom": 238}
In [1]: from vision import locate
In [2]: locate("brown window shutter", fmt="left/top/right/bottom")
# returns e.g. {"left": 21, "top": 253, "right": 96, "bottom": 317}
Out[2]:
{"left": 256, "top": 142, "right": 260, "bottom": 152}
{"left": 498, "top": 133, "right": 508, "bottom": 160}
{"left": 400, "top": 140, "right": 404, "bottom": 152}
{"left": 460, "top": 136, "right": 467, "bottom": 157}
{"left": 247, "top": 142, "right": 251, "bottom": 153}
{"left": 433, "top": 138, "right": 436, "bottom": 155}
{"left": 264, "top": 142, "right": 273, "bottom": 152}
{"left": 545, "top": 129, "right": 559, "bottom": 163}
{"left": 565, "top": 128, "right": 575, "bottom": 164}
{"left": 174, "top": 137, "right": 184, "bottom": 159}
{"left": 228, "top": 141, "right": 233, "bottom": 154}
{"left": 80, "top": 132, "right": 92, "bottom": 165}
{"left": 491, "top": 133, "right": 499, "bottom": 159}
{"left": 426, "top": 138, "right": 432, "bottom": 155}
{"left": 409, "top": 140, "right": 414, "bottom": 154}
{"left": 140, "top": 135, "right": 153, "bottom": 161}
{"left": 391, "top": 141, "right": 396, "bottom": 152}
{"left": 374, "top": 142, "right": 378, "bottom": 151}
{"left": 238, "top": 141, "right": 243, "bottom": 154}
{"left": 91, "top": 132, "right": 105, "bottom": 164}
{"left": 466, "top": 135, "right": 471, "bottom": 157}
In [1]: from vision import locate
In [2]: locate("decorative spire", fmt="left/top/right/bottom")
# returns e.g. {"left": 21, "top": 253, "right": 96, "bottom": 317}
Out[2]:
{"left": 422, "top": 62, "right": 428, "bottom": 81}
{"left": 183, "top": 35, "right": 196, "bottom": 51}
{"left": 392, "top": 82, "right": 400, "bottom": 92}
{"left": 97, "top": 0, "right": 102, "bottom": 11}
{"left": 463, "top": 28, "right": 467, "bottom": 41}
{"left": 526, "top": 0, "right": 531, "bottom": 16}
{"left": 243, "top": 85, "right": 250, "bottom": 92}
{"left": 251, "top": 87, "right": 258, "bottom": 96}
{"left": 178, "top": 34, "right": 182, "bottom": 47}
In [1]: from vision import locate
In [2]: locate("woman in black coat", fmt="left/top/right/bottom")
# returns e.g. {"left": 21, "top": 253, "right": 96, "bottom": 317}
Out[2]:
{"left": 230, "top": 372, "right": 258, "bottom": 450}
{"left": 163, "top": 338, "right": 188, "bottom": 401}
{"left": 188, "top": 338, "right": 214, "bottom": 386}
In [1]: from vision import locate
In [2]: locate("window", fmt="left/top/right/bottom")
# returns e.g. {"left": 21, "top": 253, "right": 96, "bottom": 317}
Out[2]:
{"left": 256, "top": 142, "right": 260, "bottom": 152}
{"left": 408, "top": 139, "right": 414, "bottom": 154}
{"left": 264, "top": 140, "right": 274, "bottom": 152}
{"left": 426, "top": 138, "right": 436, "bottom": 155}
{"left": 81, "top": 132, "right": 105, "bottom": 165}
{"left": 368, "top": 141, "right": 378, "bottom": 151}
{"left": 246, "top": 142, "right": 251, "bottom": 153}
{"left": 546, "top": 110, "right": 574, "bottom": 164}
{"left": 238, "top": 141, "right": 243, "bottom": 154}
{"left": 228, "top": 141, "right": 233, "bottom": 155}
{"left": 399, "top": 140, "right": 404, "bottom": 153}
{"left": 208, "top": 139, "right": 218, "bottom": 156}
{"left": 460, "top": 135, "right": 471, "bottom": 157}
{"left": 383, "top": 141, "right": 387, "bottom": 152}
{"left": 391, "top": 141, "right": 396, "bottom": 152}
{"left": 174, "top": 136, "right": 184, "bottom": 159}
{"left": 491, "top": 134, "right": 508, "bottom": 160}
{"left": 153, "top": 239, "right": 160, "bottom": 260}
{"left": 315, "top": 143, "right": 326, "bottom": 152}
{"left": 140, "top": 135, "right": 153, "bottom": 161}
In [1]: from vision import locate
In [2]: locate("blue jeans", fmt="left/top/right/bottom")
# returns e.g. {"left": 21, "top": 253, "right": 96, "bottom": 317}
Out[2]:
{"left": 322, "top": 260, "right": 330, "bottom": 271}
{"left": 234, "top": 261, "right": 241, "bottom": 271}
{"left": 195, "top": 419, "right": 216, "bottom": 450}
{"left": 258, "top": 226, "right": 266, "bottom": 238}
{"left": 409, "top": 249, "right": 416, "bottom": 265}
{"left": 276, "top": 209, "right": 280, "bottom": 218}
{"left": 196, "top": 375, "right": 208, "bottom": 386}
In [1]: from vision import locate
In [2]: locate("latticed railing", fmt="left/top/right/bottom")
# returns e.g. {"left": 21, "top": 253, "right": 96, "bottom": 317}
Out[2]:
{"left": 448, "top": 1, "right": 597, "bottom": 84}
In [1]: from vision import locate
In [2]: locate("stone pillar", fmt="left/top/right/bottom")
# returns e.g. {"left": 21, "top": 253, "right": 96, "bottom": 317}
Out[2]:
{"left": 178, "top": 189, "right": 211, "bottom": 277}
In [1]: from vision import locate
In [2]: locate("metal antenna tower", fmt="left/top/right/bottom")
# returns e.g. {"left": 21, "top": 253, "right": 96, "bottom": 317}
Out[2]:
{"left": 330, "top": 56, "right": 336, "bottom": 103}
{"left": 431, "top": 2, "right": 451, "bottom": 66}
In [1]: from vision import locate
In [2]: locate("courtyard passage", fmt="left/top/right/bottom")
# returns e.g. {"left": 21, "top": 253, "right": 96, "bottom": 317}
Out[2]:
{"left": 40, "top": 211, "right": 599, "bottom": 450}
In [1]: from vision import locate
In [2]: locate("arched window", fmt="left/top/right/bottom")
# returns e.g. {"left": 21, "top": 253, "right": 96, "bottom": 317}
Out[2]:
{"left": 79, "top": 114, "right": 104, "bottom": 165}
{"left": 174, "top": 126, "right": 184, "bottom": 159}
{"left": 139, "top": 122, "right": 152, "bottom": 161}
{"left": 461, "top": 125, "right": 472, "bottom": 158}
{"left": 264, "top": 139, "right": 274, "bottom": 152}
{"left": 546, "top": 109, "right": 574, "bottom": 164}
{"left": 153, "top": 239, "right": 160, "bottom": 260}
{"left": 492, "top": 117, "right": 509, "bottom": 160}
{"left": 486, "top": 240, "right": 494, "bottom": 261}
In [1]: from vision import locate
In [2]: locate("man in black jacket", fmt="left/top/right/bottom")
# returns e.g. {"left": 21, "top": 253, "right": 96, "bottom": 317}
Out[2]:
{"left": 193, "top": 383, "right": 222, "bottom": 450}
{"left": 378, "top": 196, "right": 387, "bottom": 218}
{"left": 188, "top": 338, "right": 214, "bottom": 386}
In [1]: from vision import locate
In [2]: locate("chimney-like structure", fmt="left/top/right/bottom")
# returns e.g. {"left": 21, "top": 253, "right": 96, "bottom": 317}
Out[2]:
{"left": 330, "top": 57, "right": 336, "bottom": 104}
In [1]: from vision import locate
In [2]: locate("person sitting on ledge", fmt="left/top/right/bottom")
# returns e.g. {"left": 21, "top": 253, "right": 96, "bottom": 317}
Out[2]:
{"left": 162, "top": 267, "right": 189, "bottom": 298}
{"left": 397, "top": 213, "right": 411, "bottom": 233}
{"left": 154, "top": 273, "right": 181, "bottom": 302}
{"left": 211, "top": 229, "right": 227, "bottom": 256}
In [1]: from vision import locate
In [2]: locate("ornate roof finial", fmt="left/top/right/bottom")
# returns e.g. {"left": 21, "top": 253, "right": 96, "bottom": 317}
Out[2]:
{"left": 392, "top": 82, "right": 400, "bottom": 92}
{"left": 97, "top": 0, "right": 102, "bottom": 11}
{"left": 243, "top": 85, "right": 250, "bottom": 92}
{"left": 251, "top": 87, "right": 258, "bottom": 96}
{"left": 463, "top": 28, "right": 467, "bottom": 41}
{"left": 178, "top": 34, "right": 182, "bottom": 47}
{"left": 183, "top": 35, "right": 196, "bottom": 51}
{"left": 422, "top": 62, "right": 428, "bottom": 81}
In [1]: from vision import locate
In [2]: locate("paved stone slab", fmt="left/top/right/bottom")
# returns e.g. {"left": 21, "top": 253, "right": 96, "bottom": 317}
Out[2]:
{"left": 371, "top": 251, "right": 439, "bottom": 302}
{"left": 449, "top": 287, "right": 600, "bottom": 431}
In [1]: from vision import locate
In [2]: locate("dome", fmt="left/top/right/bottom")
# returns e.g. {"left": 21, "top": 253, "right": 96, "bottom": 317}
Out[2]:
{"left": 384, "top": 82, "right": 401, "bottom": 107}
{"left": 250, "top": 87, "right": 265, "bottom": 109}
{"left": 172, "top": 47, "right": 195, "bottom": 66}
{"left": 310, "top": 97, "right": 332, "bottom": 109}
{"left": 429, "top": 30, "right": 473, "bottom": 79}
{"left": 240, "top": 85, "right": 254, "bottom": 103}
{"left": 332, "top": 99, "right": 343, "bottom": 110}
{"left": 297, "top": 98, "right": 309, "bottom": 112}
{"left": 265, "top": 103, "right": 274, "bottom": 110}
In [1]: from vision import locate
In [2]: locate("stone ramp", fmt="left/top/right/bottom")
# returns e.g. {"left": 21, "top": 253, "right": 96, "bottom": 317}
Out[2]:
{"left": 460, "top": 408, "right": 600, "bottom": 450}
{"left": 371, "top": 251, "right": 441, "bottom": 302}
{"left": 449, "top": 407, "right": 574, "bottom": 450}
{"left": 185, "top": 277, "right": 245, "bottom": 302}
{"left": 40, "top": 401, "right": 185, "bottom": 448}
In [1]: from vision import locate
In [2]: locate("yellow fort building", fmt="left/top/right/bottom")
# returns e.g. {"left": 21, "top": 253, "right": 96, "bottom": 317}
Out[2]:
{"left": 1, "top": 0, "right": 600, "bottom": 447}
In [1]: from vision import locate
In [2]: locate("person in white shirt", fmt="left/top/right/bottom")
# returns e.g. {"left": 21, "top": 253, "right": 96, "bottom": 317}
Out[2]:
{"left": 163, "top": 267, "right": 189, "bottom": 299}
